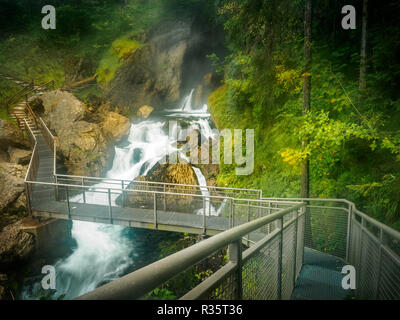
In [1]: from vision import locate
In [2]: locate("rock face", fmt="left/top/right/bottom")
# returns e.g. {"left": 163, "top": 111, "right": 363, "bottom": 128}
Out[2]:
{"left": 0, "top": 220, "right": 35, "bottom": 268}
{"left": 8, "top": 148, "right": 32, "bottom": 165}
{"left": 106, "top": 20, "right": 193, "bottom": 113}
{"left": 117, "top": 162, "right": 200, "bottom": 213}
{"left": 193, "top": 73, "right": 222, "bottom": 107}
{"left": 0, "top": 119, "right": 29, "bottom": 151}
{"left": 0, "top": 162, "right": 27, "bottom": 213}
{"left": 39, "top": 90, "right": 130, "bottom": 176}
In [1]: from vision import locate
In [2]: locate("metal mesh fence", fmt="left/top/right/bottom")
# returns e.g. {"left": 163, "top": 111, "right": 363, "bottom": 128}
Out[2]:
{"left": 203, "top": 273, "right": 238, "bottom": 300}
{"left": 349, "top": 211, "right": 400, "bottom": 300}
{"left": 305, "top": 206, "right": 348, "bottom": 259}
{"left": 242, "top": 234, "right": 280, "bottom": 300}
{"left": 379, "top": 249, "right": 400, "bottom": 299}
{"left": 183, "top": 207, "right": 305, "bottom": 300}
{"left": 296, "top": 213, "right": 305, "bottom": 277}
{"left": 282, "top": 222, "right": 296, "bottom": 299}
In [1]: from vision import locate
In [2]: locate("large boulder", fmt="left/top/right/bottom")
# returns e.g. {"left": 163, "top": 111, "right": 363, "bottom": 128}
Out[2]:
{"left": 40, "top": 90, "right": 129, "bottom": 176}
{"left": 0, "top": 119, "right": 29, "bottom": 152}
{"left": 57, "top": 121, "right": 111, "bottom": 177}
{"left": 0, "top": 162, "right": 26, "bottom": 212}
{"left": 117, "top": 162, "right": 200, "bottom": 213}
{"left": 40, "top": 90, "right": 88, "bottom": 129}
{"left": 0, "top": 220, "right": 35, "bottom": 268}
{"left": 102, "top": 111, "right": 130, "bottom": 142}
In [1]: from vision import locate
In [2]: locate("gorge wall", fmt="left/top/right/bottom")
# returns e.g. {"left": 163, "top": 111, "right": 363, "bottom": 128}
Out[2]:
{"left": 105, "top": 19, "right": 225, "bottom": 115}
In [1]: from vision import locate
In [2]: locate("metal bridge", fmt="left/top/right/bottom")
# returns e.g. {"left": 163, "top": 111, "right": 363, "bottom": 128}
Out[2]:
{"left": 5, "top": 82, "right": 400, "bottom": 300}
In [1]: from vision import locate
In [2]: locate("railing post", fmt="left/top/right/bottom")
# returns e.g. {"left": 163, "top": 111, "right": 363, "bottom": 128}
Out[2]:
{"left": 202, "top": 197, "right": 206, "bottom": 234}
{"left": 247, "top": 200, "right": 250, "bottom": 246}
{"left": 229, "top": 198, "right": 233, "bottom": 229}
{"left": 154, "top": 193, "right": 157, "bottom": 229}
{"left": 25, "top": 183, "right": 32, "bottom": 217}
{"left": 208, "top": 195, "right": 211, "bottom": 218}
{"left": 108, "top": 189, "right": 113, "bottom": 224}
{"left": 356, "top": 216, "right": 366, "bottom": 299}
{"left": 121, "top": 180, "right": 125, "bottom": 208}
{"left": 228, "top": 240, "right": 243, "bottom": 300}
{"left": 292, "top": 209, "right": 299, "bottom": 287}
{"left": 375, "top": 228, "right": 383, "bottom": 299}
{"left": 66, "top": 186, "right": 71, "bottom": 220}
{"left": 55, "top": 175, "right": 59, "bottom": 201}
{"left": 82, "top": 177, "right": 86, "bottom": 204}
{"left": 268, "top": 201, "right": 272, "bottom": 233}
{"left": 277, "top": 217, "right": 283, "bottom": 300}
{"left": 232, "top": 200, "right": 235, "bottom": 228}
{"left": 163, "top": 184, "right": 166, "bottom": 211}
{"left": 345, "top": 203, "right": 353, "bottom": 262}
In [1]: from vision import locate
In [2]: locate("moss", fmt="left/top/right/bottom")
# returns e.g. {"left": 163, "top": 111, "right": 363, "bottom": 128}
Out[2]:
{"left": 96, "top": 51, "right": 121, "bottom": 86}
{"left": 96, "top": 36, "right": 144, "bottom": 86}
{"left": 112, "top": 37, "right": 143, "bottom": 60}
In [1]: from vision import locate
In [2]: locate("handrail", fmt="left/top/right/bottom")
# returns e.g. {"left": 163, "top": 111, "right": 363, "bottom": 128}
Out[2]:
{"left": 24, "top": 180, "right": 299, "bottom": 205}
{"left": 55, "top": 173, "right": 262, "bottom": 193}
{"left": 76, "top": 203, "right": 305, "bottom": 300}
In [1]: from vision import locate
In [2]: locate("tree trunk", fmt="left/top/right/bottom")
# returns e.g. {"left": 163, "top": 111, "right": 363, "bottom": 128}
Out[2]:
{"left": 302, "top": 0, "right": 313, "bottom": 246}
{"left": 302, "top": 0, "right": 311, "bottom": 199}
{"left": 359, "top": 0, "right": 368, "bottom": 91}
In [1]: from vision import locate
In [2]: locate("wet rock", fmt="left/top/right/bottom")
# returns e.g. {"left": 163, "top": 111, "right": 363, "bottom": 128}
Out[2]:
{"left": 0, "top": 119, "right": 29, "bottom": 152}
{"left": 0, "top": 220, "right": 35, "bottom": 268}
{"left": 0, "top": 162, "right": 26, "bottom": 212}
{"left": 8, "top": 148, "right": 32, "bottom": 165}
{"left": 11, "top": 193, "right": 27, "bottom": 211}
{"left": 116, "top": 162, "right": 199, "bottom": 213}
{"left": 137, "top": 105, "right": 154, "bottom": 119}
{"left": 40, "top": 90, "right": 88, "bottom": 129}
{"left": 39, "top": 90, "right": 130, "bottom": 176}
{"left": 57, "top": 121, "right": 111, "bottom": 177}
{"left": 102, "top": 111, "right": 130, "bottom": 142}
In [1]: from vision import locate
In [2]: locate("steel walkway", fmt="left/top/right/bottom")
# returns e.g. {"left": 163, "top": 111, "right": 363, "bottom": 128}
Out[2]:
{"left": 291, "top": 248, "right": 349, "bottom": 300}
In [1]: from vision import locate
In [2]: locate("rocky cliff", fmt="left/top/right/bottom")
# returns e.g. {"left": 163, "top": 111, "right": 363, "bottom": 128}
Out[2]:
{"left": 39, "top": 90, "right": 130, "bottom": 177}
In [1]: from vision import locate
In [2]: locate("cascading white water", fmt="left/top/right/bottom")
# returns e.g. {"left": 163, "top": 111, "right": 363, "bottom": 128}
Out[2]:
{"left": 22, "top": 89, "right": 222, "bottom": 299}
{"left": 181, "top": 89, "right": 195, "bottom": 111}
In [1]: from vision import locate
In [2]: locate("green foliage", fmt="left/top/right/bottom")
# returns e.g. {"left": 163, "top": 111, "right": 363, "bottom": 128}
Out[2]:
{"left": 210, "top": 0, "right": 400, "bottom": 230}
{"left": 96, "top": 36, "right": 143, "bottom": 86}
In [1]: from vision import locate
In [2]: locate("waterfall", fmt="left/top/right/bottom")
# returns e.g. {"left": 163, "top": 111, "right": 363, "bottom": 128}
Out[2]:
{"left": 181, "top": 89, "right": 194, "bottom": 111}
{"left": 22, "top": 89, "right": 221, "bottom": 300}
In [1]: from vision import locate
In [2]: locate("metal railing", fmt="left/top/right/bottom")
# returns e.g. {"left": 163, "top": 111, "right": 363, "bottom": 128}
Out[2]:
{"left": 76, "top": 203, "right": 306, "bottom": 300}
{"left": 263, "top": 197, "right": 400, "bottom": 300}
{"left": 5, "top": 79, "right": 54, "bottom": 119}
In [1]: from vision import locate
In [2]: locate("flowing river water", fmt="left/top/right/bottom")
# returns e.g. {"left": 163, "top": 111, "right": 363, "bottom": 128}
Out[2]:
{"left": 21, "top": 90, "right": 220, "bottom": 300}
